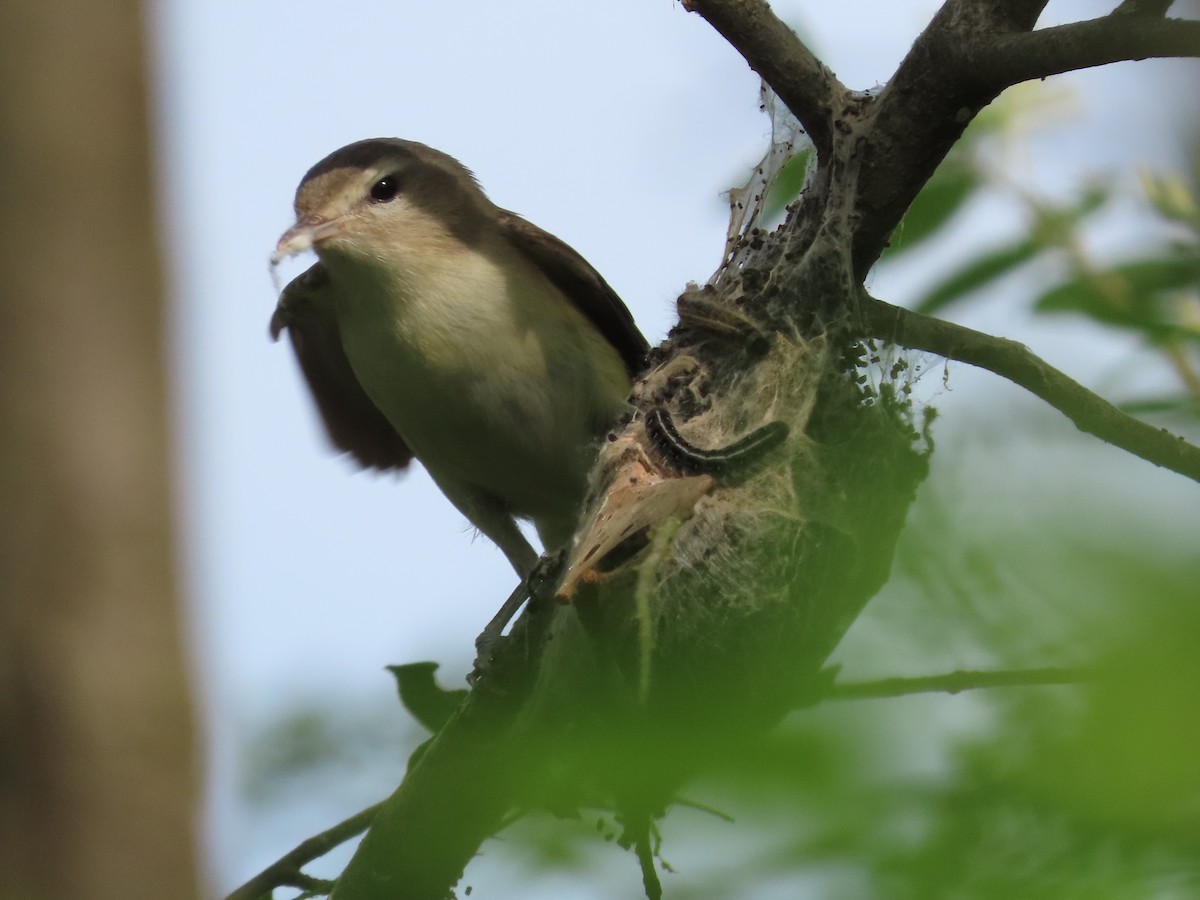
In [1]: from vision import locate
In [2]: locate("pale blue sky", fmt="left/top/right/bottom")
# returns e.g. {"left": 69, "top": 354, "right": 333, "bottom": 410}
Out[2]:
{"left": 150, "top": 0, "right": 1198, "bottom": 893}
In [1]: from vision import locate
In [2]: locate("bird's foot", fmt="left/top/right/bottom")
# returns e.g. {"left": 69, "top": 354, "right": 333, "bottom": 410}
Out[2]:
{"left": 469, "top": 552, "right": 562, "bottom": 686}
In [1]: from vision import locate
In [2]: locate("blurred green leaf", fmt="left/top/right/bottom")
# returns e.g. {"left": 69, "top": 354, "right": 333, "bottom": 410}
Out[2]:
{"left": 1118, "top": 394, "right": 1200, "bottom": 418}
{"left": 884, "top": 162, "right": 982, "bottom": 258}
{"left": 762, "top": 148, "right": 814, "bottom": 224}
{"left": 913, "top": 238, "right": 1041, "bottom": 314}
{"left": 1028, "top": 182, "right": 1110, "bottom": 249}
{"left": 1140, "top": 167, "right": 1200, "bottom": 229}
{"left": 902, "top": 181, "right": 1111, "bottom": 317}
{"left": 1032, "top": 254, "right": 1200, "bottom": 342}
{"left": 385, "top": 661, "right": 468, "bottom": 733}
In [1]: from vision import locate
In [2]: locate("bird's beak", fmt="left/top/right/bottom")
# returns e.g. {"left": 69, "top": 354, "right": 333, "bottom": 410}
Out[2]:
{"left": 270, "top": 215, "right": 345, "bottom": 265}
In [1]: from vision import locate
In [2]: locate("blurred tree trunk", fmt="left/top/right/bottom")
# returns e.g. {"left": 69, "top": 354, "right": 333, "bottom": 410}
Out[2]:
{"left": 0, "top": 1, "right": 200, "bottom": 898}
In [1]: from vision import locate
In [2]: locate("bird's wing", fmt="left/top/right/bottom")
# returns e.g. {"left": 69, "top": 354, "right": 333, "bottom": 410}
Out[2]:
{"left": 270, "top": 263, "right": 413, "bottom": 471}
{"left": 495, "top": 209, "right": 649, "bottom": 377}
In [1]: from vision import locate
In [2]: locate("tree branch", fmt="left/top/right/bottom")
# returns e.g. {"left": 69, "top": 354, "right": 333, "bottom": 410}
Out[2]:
{"left": 679, "top": 0, "right": 846, "bottom": 160}
{"left": 328, "top": 587, "right": 568, "bottom": 900}
{"left": 825, "top": 666, "right": 1089, "bottom": 702}
{"left": 226, "top": 801, "right": 382, "bottom": 900}
{"left": 861, "top": 295, "right": 1200, "bottom": 484}
{"left": 849, "top": 0, "right": 1049, "bottom": 279}
{"left": 1111, "top": 0, "right": 1175, "bottom": 18}
{"left": 964, "top": 16, "right": 1200, "bottom": 86}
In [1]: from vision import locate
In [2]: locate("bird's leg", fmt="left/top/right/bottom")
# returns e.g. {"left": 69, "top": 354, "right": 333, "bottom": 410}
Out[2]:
{"left": 470, "top": 550, "right": 565, "bottom": 684}
{"left": 473, "top": 577, "right": 532, "bottom": 669}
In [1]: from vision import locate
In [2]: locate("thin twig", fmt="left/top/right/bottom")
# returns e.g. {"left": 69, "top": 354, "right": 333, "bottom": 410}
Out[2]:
{"left": 225, "top": 802, "right": 383, "bottom": 900}
{"left": 634, "top": 822, "right": 664, "bottom": 900}
{"left": 679, "top": 0, "right": 846, "bottom": 160}
{"left": 826, "top": 666, "right": 1089, "bottom": 702}
{"left": 862, "top": 295, "right": 1200, "bottom": 484}
{"left": 964, "top": 16, "right": 1200, "bottom": 86}
{"left": 674, "top": 797, "right": 736, "bottom": 823}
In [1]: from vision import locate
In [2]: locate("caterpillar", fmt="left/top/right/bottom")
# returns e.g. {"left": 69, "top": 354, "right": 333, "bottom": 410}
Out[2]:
{"left": 644, "top": 406, "right": 789, "bottom": 476}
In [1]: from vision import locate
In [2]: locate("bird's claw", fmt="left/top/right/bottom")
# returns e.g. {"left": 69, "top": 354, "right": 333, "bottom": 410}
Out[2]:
{"left": 468, "top": 552, "right": 564, "bottom": 686}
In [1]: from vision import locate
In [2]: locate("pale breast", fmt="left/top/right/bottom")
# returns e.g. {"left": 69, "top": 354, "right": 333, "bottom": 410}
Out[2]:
{"left": 330, "top": 236, "right": 630, "bottom": 526}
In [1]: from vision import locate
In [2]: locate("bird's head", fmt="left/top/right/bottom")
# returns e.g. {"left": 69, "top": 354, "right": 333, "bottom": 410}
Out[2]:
{"left": 272, "top": 138, "right": 494, "bottom": 271}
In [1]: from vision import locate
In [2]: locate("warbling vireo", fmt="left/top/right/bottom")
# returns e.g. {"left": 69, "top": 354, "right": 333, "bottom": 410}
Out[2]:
{"left": 270, "top": 138, "right": 649, "bottom": 575}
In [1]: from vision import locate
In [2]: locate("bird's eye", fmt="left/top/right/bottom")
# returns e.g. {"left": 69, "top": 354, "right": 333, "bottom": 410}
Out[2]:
{"left": 369, "top": 175, "right": 401, "bottom": 203}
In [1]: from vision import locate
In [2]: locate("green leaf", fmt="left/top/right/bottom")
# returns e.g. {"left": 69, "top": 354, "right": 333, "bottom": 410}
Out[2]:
{"left": 884, "top": 162, "right": 982, "bottom": 258}
{"left": 1118, "top": 395, "right": 1200, "bottom": 419}
{"left": 1029, "top": 183, "right": 1110, "bottom": 249}
{"left": 762, "top": 148, "right": 814, "bottom": 224}
{"left": 1032, "top": 255, "right": 1200, "bottom": 341}
{"left": 385, "top": 662, "right": 468, "bottom": 733}
{"left": 912, "top": 239, "right": 1041, "bottom": 315}
{"left": 1139, "top": 168, "right": 1200, "bottom": 229}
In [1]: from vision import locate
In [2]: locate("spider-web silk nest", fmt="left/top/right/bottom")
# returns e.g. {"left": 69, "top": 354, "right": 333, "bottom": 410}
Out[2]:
{"left": 550, "top": 291, "right": 931, "bottom": 735}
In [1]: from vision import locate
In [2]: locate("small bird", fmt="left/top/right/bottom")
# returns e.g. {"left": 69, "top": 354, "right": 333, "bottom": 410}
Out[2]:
{"left": 271, "top": 139, "right": 648, "bottom": 576}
